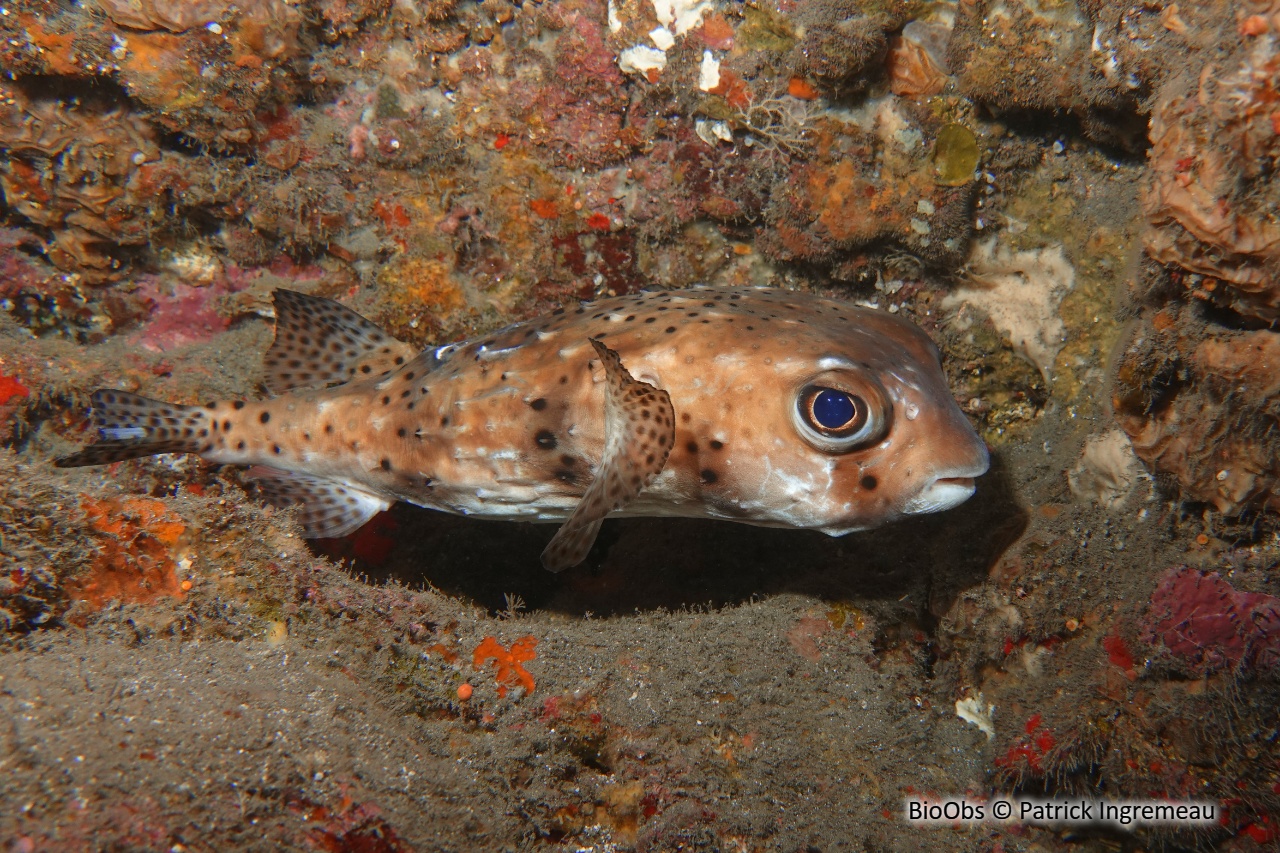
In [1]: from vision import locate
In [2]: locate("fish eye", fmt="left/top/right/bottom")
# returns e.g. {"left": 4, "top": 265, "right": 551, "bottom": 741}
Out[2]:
{"left": 793, "top": 377, "right": 889, "bottom": 453}
{"left": 803, "top": 387, "right": 863, "bottom": 434}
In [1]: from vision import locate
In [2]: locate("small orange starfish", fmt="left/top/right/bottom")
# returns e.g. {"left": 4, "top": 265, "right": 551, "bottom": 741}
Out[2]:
{"left": 473, "top": 635, "right": 538, "bottom": 698}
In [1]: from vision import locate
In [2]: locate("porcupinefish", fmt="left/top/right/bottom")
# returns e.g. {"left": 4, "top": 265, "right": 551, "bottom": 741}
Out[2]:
{"left": 56, "top": 286, "right": 989, "bottom": 570}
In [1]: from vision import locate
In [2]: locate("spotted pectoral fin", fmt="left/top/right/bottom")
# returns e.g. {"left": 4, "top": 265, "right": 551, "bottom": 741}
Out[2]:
{"left": 244, "top": 466, "right": 391, "bottom": 538}
{"left": 541, "top": 340, "right": 674, "bottom": 572}
{"left": 264, "top": 290, "right": 418, "bottom": 395}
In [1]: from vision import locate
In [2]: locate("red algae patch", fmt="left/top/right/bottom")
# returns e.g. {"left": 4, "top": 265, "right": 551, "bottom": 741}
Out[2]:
{"left": 0, "top": 371, "right": 29, "bottom": 405}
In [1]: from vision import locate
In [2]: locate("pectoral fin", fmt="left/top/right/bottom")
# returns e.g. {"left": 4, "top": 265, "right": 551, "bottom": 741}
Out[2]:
{"left": 541, "top": 340, "right": 674, "bottom": 571}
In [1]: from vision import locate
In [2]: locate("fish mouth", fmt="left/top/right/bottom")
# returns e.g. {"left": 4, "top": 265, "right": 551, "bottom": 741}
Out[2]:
{"left": 901, "top": 474, "right": 980, "bottom": 515}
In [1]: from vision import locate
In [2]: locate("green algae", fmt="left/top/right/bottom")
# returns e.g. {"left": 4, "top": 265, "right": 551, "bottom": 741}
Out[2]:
{"left": 933, "top": 123, "right": 980, "bottom": 186}
{"left": 737, "top": 5, "right": 795, "bottom": 52}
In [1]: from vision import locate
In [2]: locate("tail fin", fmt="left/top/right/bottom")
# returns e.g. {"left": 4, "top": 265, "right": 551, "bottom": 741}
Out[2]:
{"left": 54, "top": 390, "right": 208, "bottom": 468}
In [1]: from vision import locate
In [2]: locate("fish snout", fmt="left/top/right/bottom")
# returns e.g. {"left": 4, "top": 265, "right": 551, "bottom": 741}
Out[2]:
{"left": 900, "top": 441, "right": 990, "bottom": 516}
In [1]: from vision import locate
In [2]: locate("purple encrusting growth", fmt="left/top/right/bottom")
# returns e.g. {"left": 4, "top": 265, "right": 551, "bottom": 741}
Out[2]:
{"left": 57, "top": 286, "right": 987, "bottom": 570}
{"left": 1144, "top": 566, "right": 1280, "bottom": 674}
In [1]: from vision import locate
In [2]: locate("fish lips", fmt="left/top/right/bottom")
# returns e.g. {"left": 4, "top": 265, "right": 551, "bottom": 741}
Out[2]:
{"left": 900, "top": 447, "right": 991, "bottom": 516}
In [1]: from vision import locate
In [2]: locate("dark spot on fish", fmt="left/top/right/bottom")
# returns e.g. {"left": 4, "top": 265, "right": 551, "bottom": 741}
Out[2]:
{"left": 535, "top": 429, "right": 557, "bottom": 449}
{"left": 700, "top": 469, "right": 718, "bottom": 485}
{"left": 559, "top": 375, "right": 568, "bottom": 384}
{"left": 441, "top": 416, "right": 450, "bottom": 427}
{"left": 381, "top": 458, "right": 392, "bottom": 471}
{"left": 206, "top": 401, "right": 217, "bottom": 410}
{"left": 211, "top": 422, "right": 219, "bottom": 432}
{"left": 560, "top": 454, "right": 576, "bottom": 467}
{"left": 223, "top": 420, "right": 232, "bottom": 431}
{"left": 397, "top": 427, "right": 407, "bottom": 438}
{"left": 324, "top": 424, "right": 333, "bottom": 434}
{"left": 709, "top": 440, "right": 723, "bottom": 450}
{"left": 686, "top": 440, "right": 698, "bottom": 453}
{"left": 665, "top": 326, "right": 676, "bottom": 333}
{"left": 394, "top": 356, "right": 405, "bottom": 365}
{"left": 861, "top": 474, "right": 878, "bottom": 490}
{"left": 233, "top": 400, "right": 245, "bottom": 410}
{"left": 681, "top": 413, "right": 691, "bottom": 424}
{"left": 555, "top": 469, "right": 576, "bottom": 483}
{"left": 361, "top": 365, "right": 372, "bottom": 374}
{"left": 644, "top": 317, "right": 656, "bottom": 323}
{"left": 530, "top": 398, "right": 548, "bottom": 411}
{"left": 259, "top": 411, "right": 271, "bottom": 424}
{"left": 382, "top": 395, "right": 391, "bottom": 405}
{"left": 236, "top": 441, "right": 245, "bottom": 450}
{"left": 272, "top": 444, "right": 281, "bottom": 454}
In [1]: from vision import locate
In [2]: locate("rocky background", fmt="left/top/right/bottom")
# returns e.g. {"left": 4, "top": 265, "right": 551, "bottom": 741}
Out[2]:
{"left": 0, "top": 0, "right": 1278, "bottom": 850}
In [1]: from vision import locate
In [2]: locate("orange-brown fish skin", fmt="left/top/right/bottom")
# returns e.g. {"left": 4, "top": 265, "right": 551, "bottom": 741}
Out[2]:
{"left": 60, "top": 286, "right": 988, "bottom": 550}
{"left": 198, "top": 287, "right": 984, "bottom": 533}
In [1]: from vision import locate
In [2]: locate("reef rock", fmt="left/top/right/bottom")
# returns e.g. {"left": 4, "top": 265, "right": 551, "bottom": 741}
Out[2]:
{"left": 1142, "top": 22, "right": 1280, "bottom": 323}
{"left": 1113, "top": 308, "right": 1280, "bottom": 516}
{"left": 0, "top": 85, "right": 160, "bottom": 281}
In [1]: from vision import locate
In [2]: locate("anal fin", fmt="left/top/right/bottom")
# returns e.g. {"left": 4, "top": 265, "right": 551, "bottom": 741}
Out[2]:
{"left": 264, "top": 290, "right": 418, "bottom": 394}
{"left": 541, "top": 340, "right": 674, "bottom": 571}
{"left": 245, "top": 466, "right": 391, "bottom": 538}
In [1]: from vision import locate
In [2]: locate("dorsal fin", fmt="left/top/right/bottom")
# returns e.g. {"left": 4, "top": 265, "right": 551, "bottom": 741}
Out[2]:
{"left": 263, "top": 290, "right": 418, "bottom": 395}
{"left": 244, "top": 466, "right": 391, "bottom": 538}
{"left": 541, "top": 339, "right": 675, "bottom": 571}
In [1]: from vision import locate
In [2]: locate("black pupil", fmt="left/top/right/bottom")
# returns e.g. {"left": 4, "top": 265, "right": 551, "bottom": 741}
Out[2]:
{"left": 812, "top": 388, "right": 856, "bottom": 429}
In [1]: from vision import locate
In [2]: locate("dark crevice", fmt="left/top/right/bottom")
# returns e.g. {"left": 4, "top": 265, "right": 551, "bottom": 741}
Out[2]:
{"left": 11, "top": 74, "right": 132, "bottom": 110}
{"left": 975, "top": 101, "right": 1151, "bottom": 162}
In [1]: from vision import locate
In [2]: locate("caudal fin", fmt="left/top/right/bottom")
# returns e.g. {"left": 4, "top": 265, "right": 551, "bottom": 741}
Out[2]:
{"left": 54, "top": 390, "right": 208, "bottom": 467}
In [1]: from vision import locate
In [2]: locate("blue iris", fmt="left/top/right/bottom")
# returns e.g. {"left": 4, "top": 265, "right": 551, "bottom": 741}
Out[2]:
{"left": 812, "top": 388, "right": 855, "bottom": 429}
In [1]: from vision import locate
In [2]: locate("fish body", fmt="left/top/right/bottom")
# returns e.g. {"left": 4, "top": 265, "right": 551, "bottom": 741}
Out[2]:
{"left": 57, "top": 286, "right": 989, "bottom": 569}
